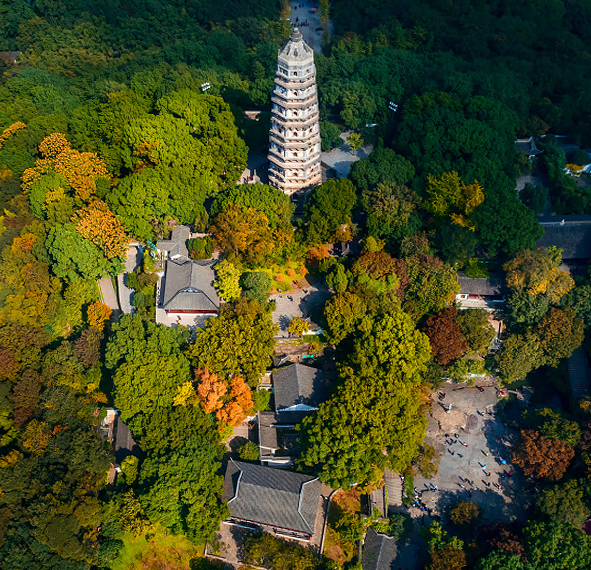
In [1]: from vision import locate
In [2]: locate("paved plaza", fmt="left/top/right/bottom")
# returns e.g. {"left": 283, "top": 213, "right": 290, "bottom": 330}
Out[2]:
{"left": 321, "top": 133, "right": 373, "bottom": 179}
{"left": 412, "top": 381, "right": 534, "bottom": 526}
{"left": 270, "top": 285, "right": 331, "bottom": 337}
{"left": 290, "top": 0, "right": 324, "bottom": 54}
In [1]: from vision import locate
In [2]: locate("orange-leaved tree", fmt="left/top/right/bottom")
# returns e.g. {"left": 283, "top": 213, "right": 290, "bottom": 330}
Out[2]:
{"left": 195, "top": 368, "right": 227, "bottom": 414}
{"left": 87, "top": 302, "right": 112, "bottom": 330}
{"left": 73, "top": 200, "right": 128, "bottom": 259}
{"left": 210, "top": 204, "right": 274, "bottom": 264}
{"left": 184, "top": 368, "right": 254, "bottom": 427}
{"left": 217, "top": 376, "right": 253, "bottom": 426}
{"left": 512, "top": 429, "right": 575, "bottom": 481}
{"left": 0, "top": 122, "right": 26, "bottom": 150}
{"left": 22, "top": 133, "right": 109, "bottom": 202}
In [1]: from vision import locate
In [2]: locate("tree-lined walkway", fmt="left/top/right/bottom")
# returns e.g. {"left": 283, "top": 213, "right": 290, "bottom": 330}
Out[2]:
{"left": 97, "top": 277, "right": 120, "bottom": 312}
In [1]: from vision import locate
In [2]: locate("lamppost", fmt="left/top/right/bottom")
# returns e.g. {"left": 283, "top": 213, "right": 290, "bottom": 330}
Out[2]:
{"left": 201, "top": 82, "right": 211, "bottom": 93}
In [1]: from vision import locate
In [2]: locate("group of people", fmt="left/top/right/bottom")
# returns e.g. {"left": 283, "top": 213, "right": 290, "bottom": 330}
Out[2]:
{"left": 446, "top": 433, "right": 469, "bottom": 457}
{"left": 411, "top": 485, "right": 437, "bottom": 517}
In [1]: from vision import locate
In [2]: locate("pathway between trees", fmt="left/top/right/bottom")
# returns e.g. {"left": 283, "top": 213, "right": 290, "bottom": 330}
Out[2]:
{"left": 117, "top": 246, "right": 142, "bottom": 314}
{"left": 290, "top": 1, "right": 331, "bottom": 54}
{"left": 97, "top": 277, "right": 120, "bottom": 312}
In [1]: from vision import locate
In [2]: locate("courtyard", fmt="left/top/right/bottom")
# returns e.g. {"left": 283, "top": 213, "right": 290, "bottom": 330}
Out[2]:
{"left": 270, "top": 285, "right": 331, "bottom": 337}
{"left": 412, "top": 380, "right": 534, "bottom": 526}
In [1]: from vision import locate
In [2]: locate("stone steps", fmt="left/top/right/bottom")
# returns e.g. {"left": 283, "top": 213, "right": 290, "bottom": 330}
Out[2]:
{"left": 384, "top": 468, "right": 403, "bottom": 507}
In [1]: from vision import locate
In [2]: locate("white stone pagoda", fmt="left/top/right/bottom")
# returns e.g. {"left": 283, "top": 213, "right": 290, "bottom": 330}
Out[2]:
{"left": 268, "top": 27, "right": 322, "bottom": 195}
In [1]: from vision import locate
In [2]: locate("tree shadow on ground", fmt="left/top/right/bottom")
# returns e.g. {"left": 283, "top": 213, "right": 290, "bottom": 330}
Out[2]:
{"left": 278, "top": 314, "right": 290, "bottom": 331}
{"left": 230, "top": 525, "right": 259, "bottom": 564}
{"left": 228, "top": 436, "right": 249, "bottom": 454}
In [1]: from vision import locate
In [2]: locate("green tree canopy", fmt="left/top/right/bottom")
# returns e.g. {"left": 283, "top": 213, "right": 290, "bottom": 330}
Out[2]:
{"left": 504, "top": 247, "right": 574, "bottom": 305}
{"left": 361, "top": 182, "right": 420, "bottom": 244}
{"left": 524, "top": 521, "right": 591, "bottom": 570}
{"left": 298, "top": 310, "right": 431, "bottom": 489}
{"left": 46, "top": 223, "right": 116, "bottom": 281}
{"left": 211, "top": 183, "right": 294, "bottom": 232}
{"left": 495, "top": 331, "right": 543, "bottom": 384}
{"left": 305, "top": 178, "right": 357, "bottom": 245}
{"left": 105, "top": 315, "right": 191, "bottom": 436}
{"left": 349, "top": 147, "right": 415, "bottom": 192}
{"left": 189, "top": 299, "right": 276, "bottom": 386}
{"left": 456, "top": 309, "right": 495, "bottom": 357}
{"left": 240, "top": 271, "right": 272, "bottom": 305}
{"left": 107, "top": 90, "right": 247, "bottom": 240}
{"left": 536, "top": 479, "right": 590, "bottom": 527}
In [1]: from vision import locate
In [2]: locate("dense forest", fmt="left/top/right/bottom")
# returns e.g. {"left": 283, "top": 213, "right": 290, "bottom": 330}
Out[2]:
{"left": 2, "top": 0, "right": 591, "bottom": 569}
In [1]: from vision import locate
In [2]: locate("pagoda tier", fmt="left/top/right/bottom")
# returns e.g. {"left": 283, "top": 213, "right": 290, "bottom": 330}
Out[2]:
{"left": 268, "top": 28, "right": 322, "bottom": 195}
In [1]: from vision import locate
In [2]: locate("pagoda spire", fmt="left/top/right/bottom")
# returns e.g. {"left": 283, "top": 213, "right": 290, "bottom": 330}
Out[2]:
{"left": 268, "top": 27, "right": 322, "bottom": 195}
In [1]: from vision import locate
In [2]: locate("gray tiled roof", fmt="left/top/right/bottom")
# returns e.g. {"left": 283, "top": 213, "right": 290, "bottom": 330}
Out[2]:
{"left": 223, "top": 459, "right": 321, "bottom": 535}
{"left": 278, "top": 28, "right": 314, "bottom": 64}
{"left": 514, "top": 137, "right": 542, "bottom": 156}
{"left": 162, "top": 259, "right": 220, "bottom": 312}
{"left": 362, "top": 528, "right": 398, "bottom": 570}
{"left": 156, "top": 225, "right": 190, "bottom": 259}
{"left": 273, "top": 363, "right": 332, "bottom": 411}
{"left": 457, "top": 273, "right": 505, "bottom": 297}
{"left": 537, "top": 218, "right": 591, "bottom": 260}
{"left": 113, "top": 416, "right": 141, "bottom": 465}
{"left": 258, "top": 411, "right": 278, "bottom": 452}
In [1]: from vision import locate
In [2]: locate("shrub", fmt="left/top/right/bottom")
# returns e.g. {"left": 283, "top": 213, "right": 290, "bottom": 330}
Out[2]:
{"left": 188, "top": 236, "right": 214, "bottom": 260}
{"left": 132, "top": 291, "right": 146, "bottom": 309}
{"left": 126, "top": 271, "right": 139, "bottom": 289}
{"left": 237, "top": 441, "right": 260, "bottom": 461}
{"left": 333, "top": 510, "right": 363, "bottom": 545}
{"left": 388, "top": 512, "right": 410, "bottom": 540}
{"left": 450, "top": 501, "right": 482, "bottom": 527}
{"left": 416, "top": 443, "right": 440, "bottom": 478}
{"left": 252, "top": 389, "right": 271, "bottom": 412}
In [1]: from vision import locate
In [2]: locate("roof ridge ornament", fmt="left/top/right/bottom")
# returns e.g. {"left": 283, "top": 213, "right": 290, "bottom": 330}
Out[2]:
{"left": 291, "top": 27, "right": 302, "bottom": 40}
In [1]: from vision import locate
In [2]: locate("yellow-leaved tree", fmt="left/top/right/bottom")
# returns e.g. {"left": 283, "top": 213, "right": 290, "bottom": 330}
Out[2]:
{"left": 87, "top": 302, "right": 112, "bottom": 330}
{"left": 0, "top": 122, "right": 26, "bottom": 150}
{"left": 423, "top": 171, "right": 484, "bottom": 230}
{"left": 23, "top": 133, "right": 109, "bottom": 202}
{"left": 504, "top": 246, "right": 574, "bottom": 303}
{"left": 72, "top": 200, "right": 128, "bottom": 259}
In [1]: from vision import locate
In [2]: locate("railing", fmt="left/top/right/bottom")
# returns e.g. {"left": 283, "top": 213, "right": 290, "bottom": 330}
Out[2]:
{"left": 273, "top": 75, "right": 316, "bottom": 89}
{"left": 268, "top": 151, "right": 320, "bottom": 166}
{"left": 271, "top": 95, "right": 318, "bottom": 109}
{"left": 269, "top": 131, "right": 320, "bottom": 145}
{"left": 271, "top": 111, "right": 319, "bottom": 123}
{"left": 271, "top": 92, "right": 317, "bottom": 104}
{"left": 272, "top": 116, "right": 319, "bottom": 129}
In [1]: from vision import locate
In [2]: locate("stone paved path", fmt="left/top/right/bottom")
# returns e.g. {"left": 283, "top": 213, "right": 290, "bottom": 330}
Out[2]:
{"left": 117, "top": 246, "right": 142, "bottom": 315}
{"left": 270, "top": 284, "right": 331, "bottom": 337}
{"left": 321, "top": 133, "right": 373, "bottom": 179}
{"left": 97, "top": 277, "right": 119, "bottom": 312}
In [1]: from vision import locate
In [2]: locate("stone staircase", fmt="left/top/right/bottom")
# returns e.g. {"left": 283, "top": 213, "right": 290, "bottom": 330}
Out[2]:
{"left": 384, "top": 468, "right": 403, "bottom": 507}
{"left": 568, "top": 348, "right": 591, "bottom": 399}
{"left": 369, "top": 486, "right": 387, "bottom": 516}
